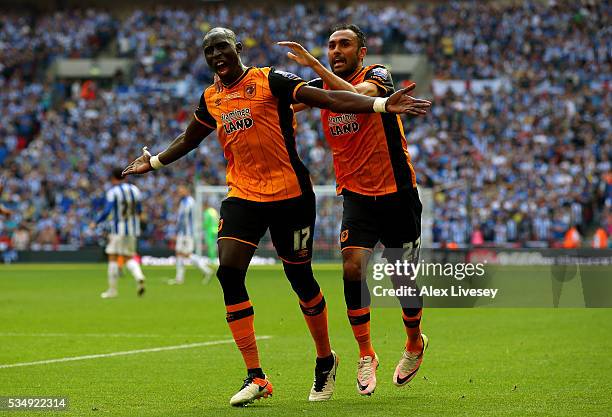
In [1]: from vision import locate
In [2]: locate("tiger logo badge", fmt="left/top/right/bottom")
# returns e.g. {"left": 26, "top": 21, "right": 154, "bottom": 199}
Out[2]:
{"left": 340, "top": 229, "right": 349, "bottom": 243}
{"left": 245, "top": 84, "right": 256, "bottom": 99}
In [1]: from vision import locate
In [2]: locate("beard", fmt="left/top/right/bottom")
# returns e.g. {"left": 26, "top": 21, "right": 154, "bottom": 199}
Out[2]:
{"left": 331, "top": 56, "right": 360, "bottom": 79}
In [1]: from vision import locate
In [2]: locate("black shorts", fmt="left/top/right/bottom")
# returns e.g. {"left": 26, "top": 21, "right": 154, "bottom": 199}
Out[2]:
{"left": 340, "top": 188, "right": 422, "bottom": 253}
{"left": 218, "top": 192, "right": 315, "bottom": 263}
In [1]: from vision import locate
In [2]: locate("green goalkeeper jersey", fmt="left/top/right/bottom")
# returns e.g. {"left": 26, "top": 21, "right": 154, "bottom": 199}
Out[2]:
{"left": 203, "top": 207, "right": 219, "bottom": 236}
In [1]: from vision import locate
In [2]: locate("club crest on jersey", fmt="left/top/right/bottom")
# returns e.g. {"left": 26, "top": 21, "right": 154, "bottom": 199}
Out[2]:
{"left": 328, "top": 114, "right": 360, "bottom": 136}
{"left": 245, "top": 83, "right": 256, "bottom": 98}
{"left": 221, "top": 108, "right": 254, "bottom": 134}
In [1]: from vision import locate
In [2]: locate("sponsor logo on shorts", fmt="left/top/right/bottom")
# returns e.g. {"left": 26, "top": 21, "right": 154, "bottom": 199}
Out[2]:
{"left": 340, "top": 229, "right": 349, "bottom": 243}
{"left": 218, "top": 218, "right": 224, "bottom": 232}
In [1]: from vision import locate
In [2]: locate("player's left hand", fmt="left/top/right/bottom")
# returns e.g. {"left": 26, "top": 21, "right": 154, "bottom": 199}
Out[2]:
{"left": 277, "top": 41, "right": 319, "bottom": 68}
{"left": 385, "top": 85, "right": 432, "bottom": 115}
{"left": 122, "top": 146, "right": 153, "bottom": 177}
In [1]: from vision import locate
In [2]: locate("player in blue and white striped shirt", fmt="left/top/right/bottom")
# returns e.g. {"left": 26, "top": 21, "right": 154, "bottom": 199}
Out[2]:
{"left": 168, "top": 185, "right": 213, "bottom": 285}
{"left": 177, "top": 193, "right": 196, "bottom": 238}
{"left": 93, "top": 168, "right": 146, "bottom": 298}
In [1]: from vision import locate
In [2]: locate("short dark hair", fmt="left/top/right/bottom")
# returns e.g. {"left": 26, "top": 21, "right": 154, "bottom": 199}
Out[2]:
{"left": 111, "top": 167, "right": 124, "bottom": 180}
{"left": 330, "top": 24, "right": 367, "bottom": 49}
{"left": 202, "top": 27, "right": 238, "bottom": 48}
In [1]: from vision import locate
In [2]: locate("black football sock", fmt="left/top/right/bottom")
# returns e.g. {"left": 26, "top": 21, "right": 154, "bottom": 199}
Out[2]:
{"left": 315, "top": 354, "right": 334, "bottom": 372}
{"left": 247, "top": 367, "right": 265, "bottom": 379}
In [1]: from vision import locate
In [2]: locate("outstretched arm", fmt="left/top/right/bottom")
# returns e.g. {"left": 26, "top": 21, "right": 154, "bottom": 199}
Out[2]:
{"left": 122, "top": 118, "right": 214, "bottom": 176}
{"left": 157, "top": 118, "right": 214, "bottom": 165}
{"left": 278, "top": 41, "right": 355, "bottom": 113}
{"left": 278, "top": 41, "right": 402, "bottom": 97}
{"left": 278, "top": 41, "right": 429, "bottom": 114}
{"left": 295, "top": 85, "right": 430, "bottom": 115}
{"left": 277, "top": 41, "right": 358, "bottom": 93}
{"left": 292, "top": 81, "right": 417, "bottom": 113}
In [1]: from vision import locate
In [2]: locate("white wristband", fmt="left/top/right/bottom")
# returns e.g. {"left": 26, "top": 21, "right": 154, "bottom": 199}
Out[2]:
{"left": 150, "top": 154, "right": 165, "bottom": 170}
{"left": 373, "top": 97, "right": 388, "bottom": 113}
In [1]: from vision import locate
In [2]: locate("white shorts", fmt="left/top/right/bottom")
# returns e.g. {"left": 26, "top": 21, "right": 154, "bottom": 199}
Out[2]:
{"left": 105, "top": 234, "right": 137, "bottom": 256}
{"left": 176, "top": 236, "right": 195, "bottom": 255}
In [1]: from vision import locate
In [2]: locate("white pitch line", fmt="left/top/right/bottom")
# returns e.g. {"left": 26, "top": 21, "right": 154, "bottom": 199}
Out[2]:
{"left": 0, "top": 332, "right": 221, "bottom": 339}
{"left": 0, "top": 336, "right": 272, "bottom": 369}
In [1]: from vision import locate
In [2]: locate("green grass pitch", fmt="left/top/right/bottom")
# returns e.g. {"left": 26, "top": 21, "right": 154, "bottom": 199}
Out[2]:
{"left": 0, "top": 263, "right": 610, "bottom": 417}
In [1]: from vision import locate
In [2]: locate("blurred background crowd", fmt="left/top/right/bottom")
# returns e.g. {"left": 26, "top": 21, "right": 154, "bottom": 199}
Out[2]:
{"left": 0, "top": 0, "right": 610, "bottom": 254}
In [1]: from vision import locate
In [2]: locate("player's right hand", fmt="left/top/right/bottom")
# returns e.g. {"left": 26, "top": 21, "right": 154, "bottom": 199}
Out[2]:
{"left": 122, "top": 146, "right": 153, "bottom": 177}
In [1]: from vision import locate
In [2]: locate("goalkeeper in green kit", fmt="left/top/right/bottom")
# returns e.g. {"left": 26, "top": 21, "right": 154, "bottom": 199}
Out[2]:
{"left": 203, "top": 206, "right": 219, "bottom": 261}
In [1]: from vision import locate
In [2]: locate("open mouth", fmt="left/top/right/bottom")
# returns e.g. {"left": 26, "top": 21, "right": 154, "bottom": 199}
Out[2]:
{"left": 332, "top": 57, "right": 346, "bottom": 69}
{"left": 215, "top": 60, "right": 229, "bottom": 75}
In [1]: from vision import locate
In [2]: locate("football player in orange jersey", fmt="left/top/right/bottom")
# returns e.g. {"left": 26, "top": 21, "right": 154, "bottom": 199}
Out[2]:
{"left": 279, "top": 24, "right": 431, "bottom": 396}
{"left": 122, "top": 27, "right": 430, "bottom": 407}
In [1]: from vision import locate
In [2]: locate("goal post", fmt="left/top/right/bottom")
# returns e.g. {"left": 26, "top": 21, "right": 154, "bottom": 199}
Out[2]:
{"left": 194, "top": 182, "right": 433, "bottom": 261}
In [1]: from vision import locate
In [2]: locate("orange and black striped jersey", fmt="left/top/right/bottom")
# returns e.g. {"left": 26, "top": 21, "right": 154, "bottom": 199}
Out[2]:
{"left": 309, "top": 65, "right": 417, "bottom": 196}
{"left": 195, "top": 67, "right": 311, "bottom": 202}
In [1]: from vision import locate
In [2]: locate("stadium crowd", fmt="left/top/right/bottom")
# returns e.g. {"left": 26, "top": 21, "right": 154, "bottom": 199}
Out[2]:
{"left": 0, "top": 1, "right": 610, "bottom": 254}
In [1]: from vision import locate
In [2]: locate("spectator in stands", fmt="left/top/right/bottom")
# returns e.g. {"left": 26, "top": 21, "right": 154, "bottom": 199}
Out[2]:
{"left": 10, "top": 225, "right": 30, "bottom": 250}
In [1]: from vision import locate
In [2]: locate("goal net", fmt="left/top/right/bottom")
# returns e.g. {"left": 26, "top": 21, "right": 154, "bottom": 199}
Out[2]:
{"left": 194, "top": 183, "right": 433, "bottom": 262}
